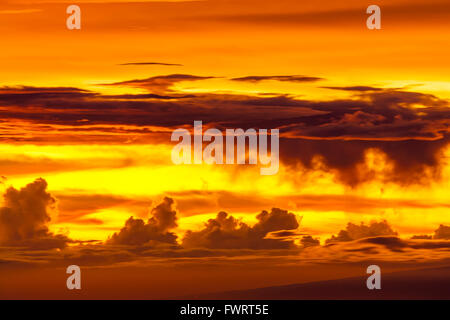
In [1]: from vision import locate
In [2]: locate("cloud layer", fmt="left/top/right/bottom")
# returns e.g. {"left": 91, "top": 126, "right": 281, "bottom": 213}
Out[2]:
{"left": 1, "top": 79, "right": 449, "bottom": 186}
{"left": 0, "top": 179, "right": 449, "bottom": 270}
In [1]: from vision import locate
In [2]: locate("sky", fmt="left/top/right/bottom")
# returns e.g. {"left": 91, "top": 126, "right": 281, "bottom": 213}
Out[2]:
{"left": 0, "top": 0, "right": 450, "bottom": 299}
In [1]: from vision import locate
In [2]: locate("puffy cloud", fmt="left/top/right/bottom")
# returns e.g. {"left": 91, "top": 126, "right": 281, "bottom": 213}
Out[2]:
{"left": 433, "top": 224, "right": 450, "bottom": 240}
{"left": 107, "top": 197, "right": 178, "bottom": 246}
{"left": 326, "top": 220, "right": 397, "bottom": 244}
{"left": 182, "top": 208, "right": 300, "bottom": 249}
{"left": 300, "top": 235, "right": 320, "bottom": 247}
{"left": 0, "top": 178, "right": 69, "bottom": 249}
{"left": 410, "top": 224, "right": 450, "bottom": 240}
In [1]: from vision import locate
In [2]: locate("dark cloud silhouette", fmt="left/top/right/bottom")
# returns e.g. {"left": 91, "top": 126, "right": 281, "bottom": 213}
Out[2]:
{"left": 1, "top": 189, "right": 450, "bottom": 268}
{"left": 107, "top": 197, "right": 178, "bottom": 246}
{"left": 265, "top": 230, "right": 306, "bottom": 241}
{"left": 300, "top": 235, "right": 320, "bottom": 247}
{"left": 433, "top": 224, "right": 450, "bottom": 240}
{"left": 411, "top": 234, "right": 433, "bottom": 240}
{"left": 0, "top": 178, "right": 70, "bottom": 249}
{"left": 1, "top": 83, "right": 449, "bottom": 186}
{"left": 182, "top": 208, "right": 300, "bottom": 249}
{"left": 409, "top": 224, "right": 450, "bottom": 240}
{"left": 360, "top": 236, "right": 450, "bottom": 251}
{"left": 326, "top": 220, "right": 397, "bottom": 244}
{"left": 281, "top": 136, "right": 449, "bottom": 186}
{"left": 101, "top": 74, "right": 215, "bottom": 93}
{"left": 232, "top": 75, "right": 323, "bottom": 83}
{"left": 322, "top": 86, "right": 386, "bottom": 92}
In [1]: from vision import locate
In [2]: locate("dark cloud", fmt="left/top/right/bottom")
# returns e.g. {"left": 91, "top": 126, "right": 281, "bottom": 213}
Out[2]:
{"left": 182, "top": 208, "right": 300, "bottom": 249}
{"left": 281, "top": 136, "right": 450, "bottom": 186}
{"left": 119, "top": 62, "right": 183, "bottom": 67}
{"left": 231, "top": 75, "right": 323, "bottom": 83}
{"left": 322, "top": 86, "right": 385, "bottom": 92}
{"left": 0, "top": 86, "right": 96, "bottom": 105}
{"left": 0, "top": 178, "right": 70, "bottom": 249}
{"left": 100, "top": 93, "right": 195, "bottom": 100}
{"left": 1, "top": 191, "right": 450, "bottom": 268}
{"left": 407, "top": 225, "right": 450, "bottom": 241}
{"left": 300, "top": 235, "right": 320, "bottom": 247}
{"left": 0, "top": 83, "right": 449, "bottom": 186}
{"left": 265, "top": 230, "right": 306, "bottom": 240}
{"left": 433, "top": 224, "right": 450, "bottom": 240}
{"left": 107, "top": 197, "right": 178, "bottom": 246}
{"left": 101, "top": 74, "right": 215, "bottom": 93}
{"left": 326, "top": 220, "right": 397, "bottom": 244}
{"left": 411, "top": 234, "right": 433, "bottom": 240}
{"left": 0, "top": 86, "right": 89, "bottom": 93}
{"left": 360, "top": 236, "right": 450, "bottom": 251}
{"left": 358, "top": 236, "right": 407, "bottom": 252}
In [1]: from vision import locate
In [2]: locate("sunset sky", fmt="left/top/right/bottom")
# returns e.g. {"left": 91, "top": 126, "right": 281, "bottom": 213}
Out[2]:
{"left": 0, "top": 0, "right": 450, "bottom": 299}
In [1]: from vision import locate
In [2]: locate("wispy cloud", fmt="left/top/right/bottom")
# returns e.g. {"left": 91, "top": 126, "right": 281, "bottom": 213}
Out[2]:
{"left": 119, "top": 62, "right": 183, "bottom": 67}
{"left": 232, "top": 75, "right": 323, "bottom": 83}
{"left": 0, "top": 9, "right": 42, "bottom": 15}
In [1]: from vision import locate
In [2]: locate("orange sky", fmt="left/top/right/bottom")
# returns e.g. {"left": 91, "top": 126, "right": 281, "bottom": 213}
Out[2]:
{"left": 0, "top": 0, "right": 450, "bottom": 299}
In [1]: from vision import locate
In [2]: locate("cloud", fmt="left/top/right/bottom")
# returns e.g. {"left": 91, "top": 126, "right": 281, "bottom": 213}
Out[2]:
{"left": 182, "top": 208, "right": 300, "bottom": 249}
{"left": 107, "top": 197, "right": 178, "bottom": 246}
{"left": 101, "top": 74, "right": 215, "bottom": 93}
{"left": 300, "top": 235, "right": 320, "bottom": 247}
{"left": 433, "top": 225, "right": 450, "bottom": 240}
{"left": 360, "top": 236, "right": 450, "bottom": 251}
{"left": 326, "top": 220, "right": 397, "bottom": 244}
{"left": 410, "top": 224, "right": 450, "bottom": 240}
{"left": 231, "top": 75, "right": 323, "bottom": 83}
{"left": 321, "top": 86, "right": 386, "bottom": 92}
{"left": 2, "top": 196, "right": 450, "bottom": 269}
{"left": 0, "top": 9, "right": 42, "bottom": 15}
{"left": 1, "top": 83, "right": 449, "bottom": 186}
{"left": 0, "top": 178, "right": 70, "bottom": 249}
{"left": 119, "top": 62, "right": 183, "bottom": 67}
{"left": 411, "top": 234, "right": 433, "bottom": 240}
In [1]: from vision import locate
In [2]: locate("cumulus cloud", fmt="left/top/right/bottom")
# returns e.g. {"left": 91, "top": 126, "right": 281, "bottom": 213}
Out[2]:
{"left": 326, "top": 220, "right": 397, "bottom": 244}
{"left": 182, "top": 208, "right": 300, "bottom": 249}
{"left": 0, "top": 178, "right": 69, "bottom": 249}
{"left": 433, "top": 224, "right": 450, "bottom": 240}
{"left": 300, "top": 235, "right": 320, "bottom": 247}
{"left": 107, "top": 197, "right": 178, "bottom": 246}
{"left": 410, "top": 224, "right": 450, "bottom": 240}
